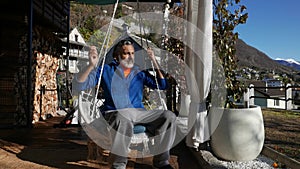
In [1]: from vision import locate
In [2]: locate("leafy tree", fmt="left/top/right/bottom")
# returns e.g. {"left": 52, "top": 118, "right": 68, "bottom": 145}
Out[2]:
{"left": 115, "top": 4, "right": 123, "bottom": 19}
{"left": 212, "top": 0, "right": 248, "bottom": 107}
{"left": 70, "top": 3, "right": 111, "bottom": 41}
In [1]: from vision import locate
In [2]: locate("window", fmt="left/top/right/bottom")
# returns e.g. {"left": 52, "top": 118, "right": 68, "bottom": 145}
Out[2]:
{"left": 75, "top": 34, "right": 78, "bottom": 42}
{"left": 274, "top": 99, "right": 280, "bottom": 106}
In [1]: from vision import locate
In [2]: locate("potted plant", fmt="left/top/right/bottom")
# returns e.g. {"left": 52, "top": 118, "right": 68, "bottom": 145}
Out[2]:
{"left": 209, "top": 0, "right": 265, "bottom": 161}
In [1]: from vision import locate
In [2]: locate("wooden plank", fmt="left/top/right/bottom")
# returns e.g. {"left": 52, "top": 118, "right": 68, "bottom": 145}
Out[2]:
{"left": 33, "top": 0, "right": 43, "bottom": 10}
{"left": 0, "top": 111, "right": 15, "bottom": 128}
{"left": 0, "top": 98, "right": 15, "bottom": 106}
{"left": 262, "top": 146, "right": 300, "bottom": 169}
{"left": 0, "top": 105, "right": 16, "bottom": 112}
{"left": 33, "top": 0, "right": 68, "bottom": 33}
{"left": 0, "top": 77, "right": 16, "bottom": 107}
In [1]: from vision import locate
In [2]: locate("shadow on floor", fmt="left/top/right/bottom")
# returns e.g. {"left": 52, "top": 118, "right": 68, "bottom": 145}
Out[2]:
{"left": 0, "top": 116, "right": 201, "bottom": 169}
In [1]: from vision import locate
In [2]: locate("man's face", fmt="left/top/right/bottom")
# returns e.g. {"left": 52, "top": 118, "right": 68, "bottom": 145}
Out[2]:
{"left": 119, "top": 45, "right": 135, "bottom": 68}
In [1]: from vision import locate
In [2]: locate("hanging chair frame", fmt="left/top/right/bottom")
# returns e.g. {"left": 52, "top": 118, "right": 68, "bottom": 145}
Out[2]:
{"left": 76, "top": 0, "right": 171, "bottom": 159}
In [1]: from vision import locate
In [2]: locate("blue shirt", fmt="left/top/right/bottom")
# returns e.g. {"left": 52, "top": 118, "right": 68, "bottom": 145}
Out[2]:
{"left": 73, "top": 60, "right": 168, "bottom": 111}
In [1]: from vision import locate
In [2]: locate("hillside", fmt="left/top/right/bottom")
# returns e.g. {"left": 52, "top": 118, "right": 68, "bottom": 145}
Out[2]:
{"left": 235, "top": 39, "right": 296, "bottom": 73}
{"left": 275, "top": 59, "right": 300, "bottom": 71}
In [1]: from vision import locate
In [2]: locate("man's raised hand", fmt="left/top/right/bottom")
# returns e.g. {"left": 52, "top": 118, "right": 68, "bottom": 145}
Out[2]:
{"left": 89, "top": 46, "right": 99, "bottom": 68}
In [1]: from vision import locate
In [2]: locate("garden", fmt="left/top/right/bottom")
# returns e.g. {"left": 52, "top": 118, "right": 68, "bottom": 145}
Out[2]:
{"left": 263, "top": 108, "right": 300, "bottom": 163}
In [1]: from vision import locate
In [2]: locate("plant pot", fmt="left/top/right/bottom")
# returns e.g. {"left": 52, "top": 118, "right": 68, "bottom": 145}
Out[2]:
{"left": 209, "top": 105, "right": 265, "bottom": 161}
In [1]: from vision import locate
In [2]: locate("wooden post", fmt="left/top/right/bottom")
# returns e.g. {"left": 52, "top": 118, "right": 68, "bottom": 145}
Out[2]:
{"left": 286, "top": 84, "right": 292, "bottom": 110}
{"left": 66, "top": 2, "right": 70, "bottom": 108}
{"left": 249, "top": 84, "right": 255, "bottom": 106}
{"left": 27, "top": 0, "right": 33, "bottom": 127}
{"left": 39, "top": 85, "right": 45, "bottom": 121}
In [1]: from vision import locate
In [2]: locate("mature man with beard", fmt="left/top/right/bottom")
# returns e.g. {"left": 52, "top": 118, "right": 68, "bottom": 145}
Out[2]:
{"left": 73, "top": 39, "right": 176, "bottom": 169}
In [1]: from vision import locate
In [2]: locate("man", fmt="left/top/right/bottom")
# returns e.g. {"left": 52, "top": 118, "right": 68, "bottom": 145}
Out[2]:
{"left": 73, "top": 39, "right": 176, "bottom": 169}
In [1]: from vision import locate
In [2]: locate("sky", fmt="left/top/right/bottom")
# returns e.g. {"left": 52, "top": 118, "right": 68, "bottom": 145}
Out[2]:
{"left": 234, "top": 0, "right": 300, "bottom": 61}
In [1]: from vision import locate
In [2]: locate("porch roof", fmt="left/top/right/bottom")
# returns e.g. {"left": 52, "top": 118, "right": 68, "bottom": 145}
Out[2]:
{"left": 71, "top": 0, "right": 181, "bottom": 5}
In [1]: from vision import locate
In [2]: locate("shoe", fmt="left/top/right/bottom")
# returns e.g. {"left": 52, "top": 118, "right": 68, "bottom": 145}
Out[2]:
{"left": 153, "top": 164, "right": 174, "bottom": 169}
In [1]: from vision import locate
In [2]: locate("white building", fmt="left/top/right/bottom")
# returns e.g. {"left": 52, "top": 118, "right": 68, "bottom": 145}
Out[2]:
{"left": 247, "top": 81, "right": 292, "bottom": 110}
{"left": 263, "top": 78, "right": 283, "bottom": 87}
{"left": 61, "top": 27, "right": 89, "bottom": 73}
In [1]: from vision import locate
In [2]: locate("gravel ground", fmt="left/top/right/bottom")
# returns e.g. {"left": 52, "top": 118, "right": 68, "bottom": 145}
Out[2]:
{"left": 199, "top": 149, "right": 289, "bottom": 169}
{"left": 215, "top": 155, "right": 274, "bottom": 169}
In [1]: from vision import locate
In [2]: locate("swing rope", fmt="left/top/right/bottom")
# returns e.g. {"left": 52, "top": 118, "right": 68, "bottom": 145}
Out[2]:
{"left": 91, "top": 0, "right": 120, "bottom": 114}
{"left": 85, "top": 0, "right": 167, "bottom": 114}
{"left": 136, "top": 0, "right": 167, "bottom": 110}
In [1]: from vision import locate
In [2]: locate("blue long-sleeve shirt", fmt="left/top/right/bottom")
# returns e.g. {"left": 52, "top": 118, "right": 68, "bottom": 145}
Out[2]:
{"left": 73, "top": 60, "right": 168, "bottom": 111}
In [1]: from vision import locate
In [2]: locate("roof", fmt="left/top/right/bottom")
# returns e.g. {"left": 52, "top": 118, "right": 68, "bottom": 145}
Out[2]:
{"left": 61, "top": 27, "right": 87, "bottom": 47}
{"left": 69, "top": 27, "right": 86, "bottom": 44}
{"left": 71, "top": 0, "right": 181, "bottom": 5}
{"left": 246, "top": 80, "right": 285, "bottom": 97}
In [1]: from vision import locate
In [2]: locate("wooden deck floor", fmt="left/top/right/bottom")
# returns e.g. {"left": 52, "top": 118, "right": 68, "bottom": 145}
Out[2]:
{"left": 0, "top": 116, "right": 202, "bottom": 169}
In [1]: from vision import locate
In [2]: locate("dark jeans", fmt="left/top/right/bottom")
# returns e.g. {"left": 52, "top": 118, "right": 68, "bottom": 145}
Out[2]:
{"left": 104, "top": 108, "right": 177, "bottom": 169}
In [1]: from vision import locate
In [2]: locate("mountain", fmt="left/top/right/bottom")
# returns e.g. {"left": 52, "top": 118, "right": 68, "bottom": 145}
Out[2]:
{"left": 235, "top": 39, "right": 297, "bottom": 73}
{"left": 275, "top": 58, "right": 300, "bottom": 71}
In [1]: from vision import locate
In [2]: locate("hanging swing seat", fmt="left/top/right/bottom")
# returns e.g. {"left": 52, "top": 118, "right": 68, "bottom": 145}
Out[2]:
{"left": 78, "top": 88, "right": 154, "bottom": 162}
{"left": 75, "top": 0, "right": 171, "bottom": 164}
{"left": 77, "top": 30, "right": 170, "bottom": 166}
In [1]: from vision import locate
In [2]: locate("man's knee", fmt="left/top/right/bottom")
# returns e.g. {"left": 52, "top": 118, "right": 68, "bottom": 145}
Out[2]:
{"left": 163, "top": 110, "right": 176, "bottom": 122}
{"left": 110, "top": 112, "right": 134, "bottom": 135}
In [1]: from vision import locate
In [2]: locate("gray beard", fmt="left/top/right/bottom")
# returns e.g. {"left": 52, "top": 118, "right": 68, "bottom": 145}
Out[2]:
{"left": 119, "top": 56, "right": 134, "bottom": 68}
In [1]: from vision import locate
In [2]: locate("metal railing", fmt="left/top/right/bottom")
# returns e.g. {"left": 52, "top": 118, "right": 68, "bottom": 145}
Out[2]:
{"left": 248, "top": 85, "right": 300, "bottom": 110}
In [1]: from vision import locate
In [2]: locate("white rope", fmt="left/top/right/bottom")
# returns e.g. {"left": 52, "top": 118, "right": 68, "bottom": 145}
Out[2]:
{"left": 86, "top": 0, "right": 166, "bottom": 113}
{"left": 151, "top": 62, "right": 167, "bottom": 110}
{"left": 136, "top": 0, "right": 167, "bottom": 110}
{"left": 90, "top": 0, "right": 120, "bottom": 114}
